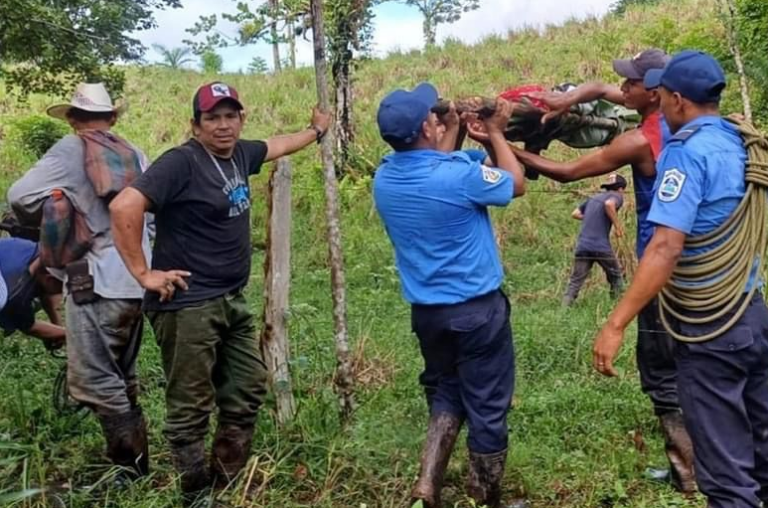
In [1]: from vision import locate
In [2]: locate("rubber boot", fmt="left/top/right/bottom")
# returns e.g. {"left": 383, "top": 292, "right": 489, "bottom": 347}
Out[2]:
{"left": 211, "top": 424, "right": 254, "bottom": 489}
{"left": 659, "top": 411, "right": 697, "bottom": 494}
{"left": 98, "top": 406, "right": 149, "bottom": 480}
{"left": 410, "top": 412, "right": 462, "bottom": 508}
{"left": 466, "top": 449, "right": 508, "bottom": 508}
{"left": 170, "top": 440, "right": 210, "bottom": 506}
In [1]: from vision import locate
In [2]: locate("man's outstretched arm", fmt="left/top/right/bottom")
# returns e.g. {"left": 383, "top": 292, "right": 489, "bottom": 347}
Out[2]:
{"left": 265, "top": 107, "right": 332, "bottom": 162}
{"left": 511, "top": 130, "right": 648, "bottom": 183}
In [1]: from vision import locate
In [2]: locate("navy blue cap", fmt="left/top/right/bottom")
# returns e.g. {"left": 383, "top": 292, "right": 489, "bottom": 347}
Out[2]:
{"left": 643, "top": 50, "right": 726, "bottom": 103}
{"left": 377, "top": 83, "right": 439, "bottom": 144}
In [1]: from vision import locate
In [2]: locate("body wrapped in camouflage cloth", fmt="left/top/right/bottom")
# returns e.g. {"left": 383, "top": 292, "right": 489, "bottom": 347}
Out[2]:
{"left": 434, "top": 84, "right": 640, "bottom": 177}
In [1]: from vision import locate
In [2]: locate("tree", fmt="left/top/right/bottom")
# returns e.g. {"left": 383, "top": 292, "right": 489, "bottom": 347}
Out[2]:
{"left": 611, "top": 0, "right": 659, "bottom": 14}
{"left": 734, "top": 0, "right": 768, "bottom": 122}
{"left": 185, "top": 0, "right": 306, "bottom": 72}
{"left": 200, "top": 50, "right": 223, "bottom": 74}
{"left": 0, "top": 0, "right": 181, "bottom": 95}
{"left": 399, "top": 0, "right": 480, "bottom": 47}
{"left": 310, "top": 0, "right": 356, "bottom": 423}
{"left": 248, "top": 56, "right": 269, "bottom": 74}
{"left": 152, "top": 44, "right": 195, "bottom": 69}
{"left": 326, "top": 0, "right": 377, "bottom": 173}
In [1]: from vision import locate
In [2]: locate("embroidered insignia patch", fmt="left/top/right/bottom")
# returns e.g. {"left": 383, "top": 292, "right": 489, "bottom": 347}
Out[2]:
{"left": 658, "top": 168, "right": 686, "bottom": 202}
{"left": 481, "top": 166, "right": 501, "bottom": 184}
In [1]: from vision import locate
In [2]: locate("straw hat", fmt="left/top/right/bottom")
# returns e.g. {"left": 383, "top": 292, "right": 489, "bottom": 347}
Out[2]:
{"left": 47, "top": 83, "right": 126, "bottom": 121}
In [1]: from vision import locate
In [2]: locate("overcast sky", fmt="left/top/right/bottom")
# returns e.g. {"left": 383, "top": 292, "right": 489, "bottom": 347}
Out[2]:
{"left": 139, "top": 0, "right": 616, "bottom": 73}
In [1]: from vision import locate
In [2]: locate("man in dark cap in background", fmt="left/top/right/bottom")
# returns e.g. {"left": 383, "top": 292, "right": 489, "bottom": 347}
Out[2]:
{"left": 562, "top": 173, "right": 627, "bottom": 306}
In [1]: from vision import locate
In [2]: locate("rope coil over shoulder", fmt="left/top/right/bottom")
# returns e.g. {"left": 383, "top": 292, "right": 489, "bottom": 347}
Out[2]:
{"left": 659, "top": 118, "right": 768, "bottom": 343}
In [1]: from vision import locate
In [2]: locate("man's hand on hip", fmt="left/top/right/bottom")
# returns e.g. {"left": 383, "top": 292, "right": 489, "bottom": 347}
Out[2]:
{"left": 140, "top": 270, "right": 191, "bottom": 302}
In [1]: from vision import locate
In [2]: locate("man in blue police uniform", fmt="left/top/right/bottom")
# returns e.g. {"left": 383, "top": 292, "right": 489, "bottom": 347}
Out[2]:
{"left": 373, "top": 83, "right": 526, "bottom": 508}
{"left": 592, "top": 50, "right": 768, "bottom": 507}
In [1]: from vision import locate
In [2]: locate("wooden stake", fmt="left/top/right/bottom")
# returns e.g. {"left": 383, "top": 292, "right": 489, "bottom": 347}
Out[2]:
{"left": 261, "top": 158, "right": 296, "bottom": 425}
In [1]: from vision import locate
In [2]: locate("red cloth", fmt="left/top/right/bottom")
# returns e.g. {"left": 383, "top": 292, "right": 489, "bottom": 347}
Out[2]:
{"left": 640, "top": 110, "right": 664, "bottom": 161}
{"left": 498, "top": 85, "right": 549, "bottom": 110}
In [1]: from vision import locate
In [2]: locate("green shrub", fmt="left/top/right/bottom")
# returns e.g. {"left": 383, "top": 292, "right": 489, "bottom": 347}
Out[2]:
{"left": 5, "top": 114, "right": 69, "bottom": 158}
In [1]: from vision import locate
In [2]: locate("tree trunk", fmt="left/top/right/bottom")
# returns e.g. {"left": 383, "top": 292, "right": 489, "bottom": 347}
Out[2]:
{"left": 310, "top": 0, "right": 356, "bottom": 424}
{"left": 333, "top": 54, "right": 354, "bottom": 175}
{"left": 260, "top": 158, "right": 296, "bottom": 426}
{"left": 423, "top": 14, "right": 436, "bottom": 47}
{"left": 722, "top": 0, "right": 752, "bottom": 122}
{"left": 270, "top": 0, "right": 282, "bottom": 72}
{"left": 288, "top": 19, "right": 297, "bottom": 69}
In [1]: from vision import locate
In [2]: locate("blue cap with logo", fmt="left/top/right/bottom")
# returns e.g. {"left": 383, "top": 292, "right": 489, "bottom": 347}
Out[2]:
{"left": 643, "top": 50, "right": 726, "bottom": 104}
{"left": 377, "top": 83, "right": 439, "bottom": 145}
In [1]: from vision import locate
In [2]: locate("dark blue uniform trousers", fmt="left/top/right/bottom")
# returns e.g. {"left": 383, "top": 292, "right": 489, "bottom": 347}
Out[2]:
{"left": 411, "top": 289, "right": 514, "bottom": 454}
{"left": 673, "top": 295, "right": 768, "bottom": 508}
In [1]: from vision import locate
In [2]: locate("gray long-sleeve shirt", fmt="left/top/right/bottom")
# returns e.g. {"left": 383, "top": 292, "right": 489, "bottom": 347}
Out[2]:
{"left": 7, "top": 134, "right": 151, "bottom": 300}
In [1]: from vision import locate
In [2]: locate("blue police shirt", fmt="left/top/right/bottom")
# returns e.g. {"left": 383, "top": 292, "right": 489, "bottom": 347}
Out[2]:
{"left": 373, "top": 149, "right": 513, "bottom": 304}
{"left": 647, "top": 115, "right": 753, "bottom": 287}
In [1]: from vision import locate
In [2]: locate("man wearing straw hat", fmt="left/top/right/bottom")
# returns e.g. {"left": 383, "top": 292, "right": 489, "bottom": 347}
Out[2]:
{"left": 8, "top": 83, "right": 152, "bottom": 481}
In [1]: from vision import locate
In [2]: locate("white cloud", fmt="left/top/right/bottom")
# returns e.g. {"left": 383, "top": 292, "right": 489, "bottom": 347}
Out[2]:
{"left": 436, "top": 0, "right": 615, "bottom": 44}
{"left": 137, "top": 0, "right": 615, "bottom": 72}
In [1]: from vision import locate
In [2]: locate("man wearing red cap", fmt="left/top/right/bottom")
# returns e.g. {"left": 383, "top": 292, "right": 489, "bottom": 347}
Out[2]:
{"left": 110, "top": 81, "right": 330, "bottom": 503}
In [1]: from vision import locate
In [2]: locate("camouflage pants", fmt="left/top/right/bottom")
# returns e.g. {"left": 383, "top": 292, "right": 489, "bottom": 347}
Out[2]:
{"left": 147, "top": 292, "right": 268, "bottom": 445}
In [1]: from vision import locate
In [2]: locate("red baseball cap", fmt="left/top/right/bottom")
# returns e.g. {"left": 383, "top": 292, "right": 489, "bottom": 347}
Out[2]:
{"left": 192, "top": 82, "right": 244, "bottom": 115}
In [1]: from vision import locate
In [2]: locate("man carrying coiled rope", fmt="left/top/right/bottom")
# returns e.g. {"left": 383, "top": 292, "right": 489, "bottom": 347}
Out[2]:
{"left": 593, "top": 50, "right": 768, "bottom": 508}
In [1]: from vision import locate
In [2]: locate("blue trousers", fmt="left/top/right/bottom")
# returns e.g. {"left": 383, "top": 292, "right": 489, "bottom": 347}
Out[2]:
{"left": 673, "top": 295, "right": 768, "bottom": 508}
{"left": 411, "top": 290, "right": 514, "bottom": 454}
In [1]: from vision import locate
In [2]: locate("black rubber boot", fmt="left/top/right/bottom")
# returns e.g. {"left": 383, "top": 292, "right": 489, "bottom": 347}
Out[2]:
{"left": 170, "top": 440, "right": 210, "bottom": 506}
{"left": 211, "top": 424, "right": 254, "bottom": 489}
{"left": 98, "top": 406, "right": 149, "bottom": 480}
{"left": 466, "top": 448, "right": 507, "bottom": 508}
{"left": 659, "top": 411, "right": 697, "bottom": 494}
{"left": 410, "top": 412, "right": 463, "bottom": 508}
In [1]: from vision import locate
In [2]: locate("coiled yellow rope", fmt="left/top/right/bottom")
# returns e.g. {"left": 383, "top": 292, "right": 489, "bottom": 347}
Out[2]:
{"left": 659, "top": 118, "right": 768, "bottom": 343}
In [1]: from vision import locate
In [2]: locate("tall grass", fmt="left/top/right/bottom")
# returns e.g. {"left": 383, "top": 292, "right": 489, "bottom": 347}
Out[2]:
{"left": 0, "top": 0, "right": 731, "bottom": 506}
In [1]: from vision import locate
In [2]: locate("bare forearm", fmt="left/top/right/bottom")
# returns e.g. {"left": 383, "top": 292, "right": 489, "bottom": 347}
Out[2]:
{"left": 265, "top": 129, "right": 317, "bottom": 161}
{"left": 41, "top": 293, "right": 63, "bottom": 326}
{"left": 561, "top": 82, "right": 625, "bottom": 107}
{"left": 605, "top": 206, "right": 621, "bottom": 230}
{"left": 514, "top": 150, "right": 579, "bottom": 182}
{"left": 27, "top": 321, "right": 66, "bottom": 342}
{"left": 439, "top": 125, "right": 461, "bottom": 153}
{"left": 607, "top": 238, "right": 680, "bottom": 329}
{"left": 487, "top": 131, "right": 525, "bottom": 196}
{"left": 111, "top": 203, "right": 150, "bottom": 283}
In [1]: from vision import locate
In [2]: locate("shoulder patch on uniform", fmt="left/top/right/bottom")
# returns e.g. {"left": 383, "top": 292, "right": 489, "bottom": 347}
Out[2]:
{"left": 671, "top": 124, "right": 702, "bottom": 143}
{"left": 481, "top": 165, "right": 502, "bottom": 184}
{"left": 658, "top": 168, "right": 686, "bottom": 202}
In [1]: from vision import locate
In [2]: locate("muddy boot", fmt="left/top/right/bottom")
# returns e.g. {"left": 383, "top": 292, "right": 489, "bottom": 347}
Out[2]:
{"left": 466, "top": 449, "right": 508, "bottom": 508}
{"left": 171, "top": 440, "right": 210, "bottom": 506}
{"left": 211, "top": 424, "right": 254, "bottom": 489}
{"left": 410, "top": 412, "right": 462, "bottom": 508}
{"left": 659, "top": 411, "right": 696, "bottom": 494}
{"left": 98, "top": 406, "right": 149, "bottom": 480}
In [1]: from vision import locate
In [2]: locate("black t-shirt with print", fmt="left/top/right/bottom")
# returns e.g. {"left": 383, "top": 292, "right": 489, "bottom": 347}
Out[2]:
{"left": 132, "top": 138, "right": 268, "bottom": 310}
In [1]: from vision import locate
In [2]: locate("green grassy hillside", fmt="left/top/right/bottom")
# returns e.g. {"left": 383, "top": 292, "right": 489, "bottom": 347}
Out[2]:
{"left": 0, "top": 0, "right": 740, "bottom": 506}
